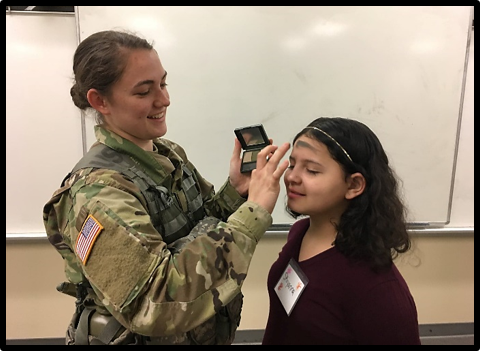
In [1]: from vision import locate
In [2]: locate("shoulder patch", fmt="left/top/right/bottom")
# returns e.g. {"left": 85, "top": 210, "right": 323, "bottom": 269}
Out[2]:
{"left": 76, "top": 214, "right": 104, "bottom": 265}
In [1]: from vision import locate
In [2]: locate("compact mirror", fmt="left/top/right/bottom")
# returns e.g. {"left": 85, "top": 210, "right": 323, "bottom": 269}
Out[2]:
{"left": 234, "top": 124, "right": 270, "bottom": 173}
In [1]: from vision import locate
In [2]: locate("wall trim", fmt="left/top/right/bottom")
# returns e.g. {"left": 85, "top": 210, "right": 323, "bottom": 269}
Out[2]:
{"left": 5, "top": 322, "right": 474, "bottom": 345}
{"left": 5, "top": 226, "right": 475, "bottom": 241}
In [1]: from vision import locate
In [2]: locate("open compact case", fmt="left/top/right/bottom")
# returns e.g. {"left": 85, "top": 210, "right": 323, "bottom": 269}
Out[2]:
{"left": 234, "top": 124, "right": 270, "bottom": 173}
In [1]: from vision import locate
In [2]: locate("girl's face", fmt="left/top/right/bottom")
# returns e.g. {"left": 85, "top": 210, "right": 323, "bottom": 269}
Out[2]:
{"left": 101, "top": 49, "right": 170, "bottom": 150}
{"left": 284, "top": 135, "right": 351, "bottom": 220}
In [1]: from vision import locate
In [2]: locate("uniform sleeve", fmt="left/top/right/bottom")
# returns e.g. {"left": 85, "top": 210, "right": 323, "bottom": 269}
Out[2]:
{"left": 167, "top": 139, "right": 247, "bottom": 221}
{"left": 185, "top": 160, "right": 246, "bottom": 221}
{"left": 67, "top": 169, "right": 271, "bottom": 337}
{"left": 202, "top": 177, "right": 247, "bottom": 220}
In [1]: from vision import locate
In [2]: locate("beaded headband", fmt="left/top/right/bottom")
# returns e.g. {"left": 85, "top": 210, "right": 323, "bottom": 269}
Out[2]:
{"left": 305, "top": 126, "right": 353, "bottom": 162}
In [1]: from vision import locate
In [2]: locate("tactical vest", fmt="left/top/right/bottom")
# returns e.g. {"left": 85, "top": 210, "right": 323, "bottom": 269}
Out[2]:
{"left": 52, "top": 143, "right": 243, "bottom": 345}
{"left": 70, "top": 143, "right": 206, "bottom": 245}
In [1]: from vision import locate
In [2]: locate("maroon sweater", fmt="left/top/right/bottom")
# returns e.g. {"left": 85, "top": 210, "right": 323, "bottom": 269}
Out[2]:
{"left": 262, "top": 218, "right": 421, "bottom": 345}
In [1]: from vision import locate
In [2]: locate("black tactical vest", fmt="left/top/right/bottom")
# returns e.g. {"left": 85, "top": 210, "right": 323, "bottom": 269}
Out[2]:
{"left": 70, "top": 143, "right": 206, "bottom": 245}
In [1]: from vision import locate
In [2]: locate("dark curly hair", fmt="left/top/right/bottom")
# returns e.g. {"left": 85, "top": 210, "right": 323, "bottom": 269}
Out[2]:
{"left": 287, "top": 117, "right": 412, "bottom": 272}
{"left": 70, "top": 30, "right": 154, "bottom": 123}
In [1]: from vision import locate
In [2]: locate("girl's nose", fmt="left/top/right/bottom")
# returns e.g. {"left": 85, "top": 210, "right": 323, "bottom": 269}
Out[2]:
{"left": 285, "top": 168, "right": 299, "bottom": 184}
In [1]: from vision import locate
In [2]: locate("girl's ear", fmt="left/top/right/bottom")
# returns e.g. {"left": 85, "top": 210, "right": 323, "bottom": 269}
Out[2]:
{"left": 345, "top": 172, "right": 366, "bottom": 200}
{"left": 86, "top": 89, "right": 109, "bottom": 115}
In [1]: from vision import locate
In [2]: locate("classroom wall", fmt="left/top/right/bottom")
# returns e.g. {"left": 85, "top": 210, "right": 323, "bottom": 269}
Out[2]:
{"left": 6, "top": 8, "right": 474, "bottom": 341}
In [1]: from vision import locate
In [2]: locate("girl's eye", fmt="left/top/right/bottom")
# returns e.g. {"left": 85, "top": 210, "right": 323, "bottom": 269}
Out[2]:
{"left": 161, "top": 83, "right": 168, "bottom": 89}
{"left": 137, "top": 91, "right": 150, "bottom": 96}
{"left": 307, "top": 169, "right": 320, "bottom": 175}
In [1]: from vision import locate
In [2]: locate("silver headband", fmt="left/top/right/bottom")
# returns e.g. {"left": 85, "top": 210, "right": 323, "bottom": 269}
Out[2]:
{"left": 305, "top": 126, "right": 353, "bottom": 162}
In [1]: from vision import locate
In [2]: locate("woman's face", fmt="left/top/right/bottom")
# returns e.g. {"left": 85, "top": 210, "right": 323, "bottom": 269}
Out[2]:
{"left": 101, "top": 49, "right": 170, "bottom": 150}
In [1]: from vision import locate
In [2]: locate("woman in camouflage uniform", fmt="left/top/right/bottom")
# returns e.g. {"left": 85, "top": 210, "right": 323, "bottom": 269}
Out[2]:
{"left": 43, "top": 29, "right": 290, "bottom": 345}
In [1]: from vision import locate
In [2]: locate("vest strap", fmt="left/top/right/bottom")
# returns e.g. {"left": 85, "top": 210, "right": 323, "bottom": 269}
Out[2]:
{"left": 92, "top": 316, "right": 125, "bottom": 345}
{"left": 75, "top": 306, "right": 95, "bottom": 345}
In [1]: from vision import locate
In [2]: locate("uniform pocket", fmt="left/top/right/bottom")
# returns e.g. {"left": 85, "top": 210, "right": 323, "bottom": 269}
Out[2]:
{"left": 187, "top": 314, "right": 217, "bottom": 345}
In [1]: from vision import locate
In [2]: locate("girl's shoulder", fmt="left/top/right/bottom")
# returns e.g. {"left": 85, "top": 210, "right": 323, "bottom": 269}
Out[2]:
{"left": 287, "top": 217, "right": 310, "bottom": 241}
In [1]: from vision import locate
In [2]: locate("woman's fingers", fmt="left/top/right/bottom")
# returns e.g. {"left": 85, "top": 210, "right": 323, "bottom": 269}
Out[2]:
{"left": 247, "top": 142, "right": 290, "bottom": 213}
{"left": 256, "top": 142, "right": 290, "bottom": 170}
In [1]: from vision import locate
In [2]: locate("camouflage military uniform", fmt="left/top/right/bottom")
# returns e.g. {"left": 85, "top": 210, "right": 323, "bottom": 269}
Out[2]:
{"left": 43, "top": 126, "right": 273, "bottom": 344}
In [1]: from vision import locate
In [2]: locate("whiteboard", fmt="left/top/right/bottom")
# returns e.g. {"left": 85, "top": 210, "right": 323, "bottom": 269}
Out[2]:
{"left": 6, "top": 12, "right": 82, "bottom": 234}
{"left": 76, "top": 6, "right": 472, "bottom": 226}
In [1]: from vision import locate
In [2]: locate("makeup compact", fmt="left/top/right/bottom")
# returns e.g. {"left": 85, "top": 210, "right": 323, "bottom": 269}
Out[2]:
{"left": 234, "top": 124, "right": 270, "bottom": 173}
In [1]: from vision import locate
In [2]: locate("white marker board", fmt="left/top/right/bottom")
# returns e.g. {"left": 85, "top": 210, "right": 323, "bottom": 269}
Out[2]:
{"left": 7, "top": 7, "right": 472, "bottom": 235}
{"left": 76, "top": 6, "right": 473, "bottom": 226}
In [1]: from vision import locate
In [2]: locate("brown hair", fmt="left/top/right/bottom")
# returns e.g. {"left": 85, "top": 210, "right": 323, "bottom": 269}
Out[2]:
{"left": 70, "top": 30, "right": 153, "bottom": 122}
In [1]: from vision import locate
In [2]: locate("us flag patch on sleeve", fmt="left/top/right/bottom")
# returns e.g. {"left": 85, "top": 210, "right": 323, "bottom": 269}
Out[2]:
{"left": 76, "top": 214, "right": 104, "bottom": 265}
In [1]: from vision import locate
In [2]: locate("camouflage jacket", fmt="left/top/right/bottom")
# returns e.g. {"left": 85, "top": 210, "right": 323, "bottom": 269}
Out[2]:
{"left": 43, "top": 125, "right": 273, "bottom": 339}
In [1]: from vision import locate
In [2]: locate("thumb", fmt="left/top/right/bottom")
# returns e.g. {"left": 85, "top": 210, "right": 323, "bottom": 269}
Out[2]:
{"left": 231, "top": 137, "right": 242, "bottom": 162}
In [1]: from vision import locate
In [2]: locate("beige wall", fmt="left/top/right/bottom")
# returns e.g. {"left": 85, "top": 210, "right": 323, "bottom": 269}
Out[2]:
{"left": 5, "top": 232, "right": 475, "bottom": 339}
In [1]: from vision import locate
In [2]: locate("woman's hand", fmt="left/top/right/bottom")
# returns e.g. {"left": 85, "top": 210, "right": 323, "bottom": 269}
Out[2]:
{"left": 229, "top": 137, "right": 277, "bottom": 197}
{"left": 229, "top": 138, "right": 251, "bottom": 197}
{"left": 247, "top": 142, "right": 290, "bottom": 214}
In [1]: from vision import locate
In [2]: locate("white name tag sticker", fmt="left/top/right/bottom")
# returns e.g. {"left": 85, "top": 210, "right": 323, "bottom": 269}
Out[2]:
{"left": 274, "top": 258, "right": 309, "bottom": 315}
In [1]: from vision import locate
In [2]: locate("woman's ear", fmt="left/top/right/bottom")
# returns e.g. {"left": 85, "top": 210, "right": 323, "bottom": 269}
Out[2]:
{"left": 86, "top": 89, "right": 109, "bottom": 115}
{"left": 345, "top": 172, "right": 366, "bottom": 200}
